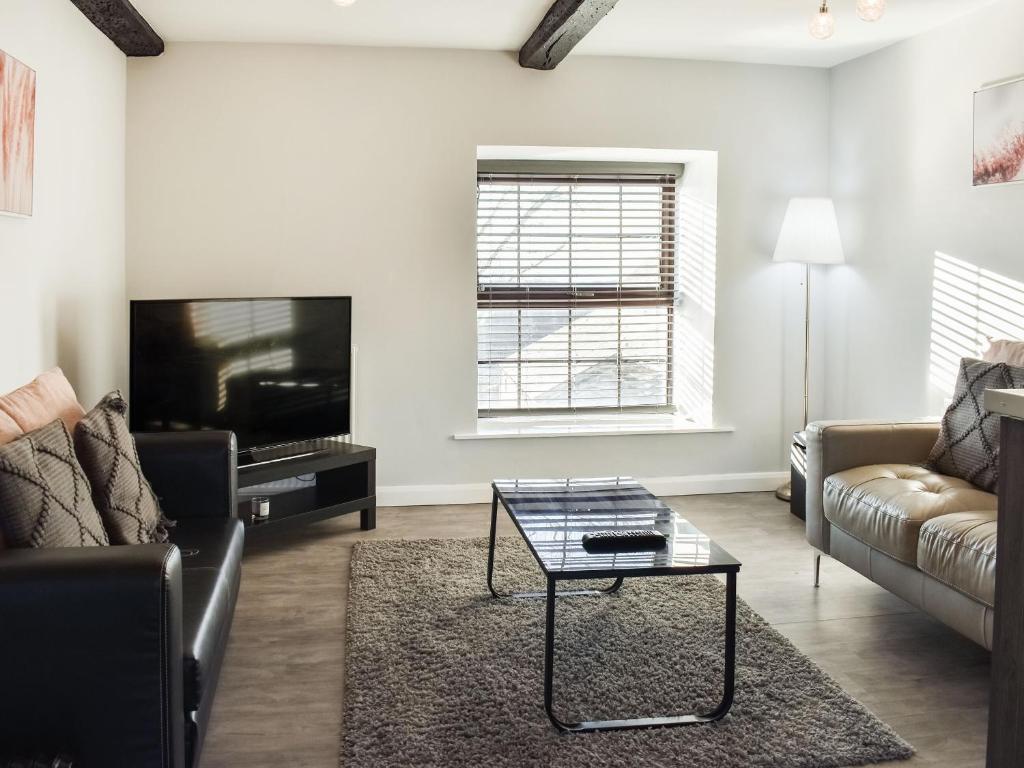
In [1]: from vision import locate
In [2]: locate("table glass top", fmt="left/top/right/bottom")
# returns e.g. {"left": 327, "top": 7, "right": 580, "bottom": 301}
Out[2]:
{"left": 493, "top": 477, "right": 741, "bottom": 577}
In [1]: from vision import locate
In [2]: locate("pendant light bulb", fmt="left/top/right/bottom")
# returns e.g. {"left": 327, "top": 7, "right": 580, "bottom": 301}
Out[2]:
{"left": 856, "top": 0, "right": 886, "bottom": 22}
{"left": 809, "top": 2, "right": 835, "bottom": 40}
{"left": 333, "top": 0, "right": 357, "bottom": 6}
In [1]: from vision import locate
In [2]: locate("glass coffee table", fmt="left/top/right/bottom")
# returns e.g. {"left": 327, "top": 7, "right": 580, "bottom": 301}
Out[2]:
{"left": 487, "top": 477, "right": 741, "bottom": 733}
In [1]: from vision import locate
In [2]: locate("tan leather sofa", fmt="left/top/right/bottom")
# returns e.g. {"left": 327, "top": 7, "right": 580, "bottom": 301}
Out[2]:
{"left": 806, "top": 420, "right": 997, "bottom": 649}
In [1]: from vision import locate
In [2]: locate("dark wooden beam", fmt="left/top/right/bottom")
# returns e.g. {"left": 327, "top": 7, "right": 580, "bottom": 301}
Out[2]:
{"left": 519, "top": 0, "right": 620, "bottom": 70}
{"left": 69, "top": 0, "right": 164, "bottom": 57}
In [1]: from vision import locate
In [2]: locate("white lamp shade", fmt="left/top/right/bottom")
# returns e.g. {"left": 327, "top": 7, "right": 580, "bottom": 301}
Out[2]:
{"left": 772, "top": 198, "right": 845, "bottom": 265}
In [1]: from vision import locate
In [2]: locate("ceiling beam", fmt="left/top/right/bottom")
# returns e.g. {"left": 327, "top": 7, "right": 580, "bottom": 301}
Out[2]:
{"left": 519, "top": 0, "right": 620, "bottom": 70}
{"left": 69, "top": 0, "right": 164, "bottom": 57}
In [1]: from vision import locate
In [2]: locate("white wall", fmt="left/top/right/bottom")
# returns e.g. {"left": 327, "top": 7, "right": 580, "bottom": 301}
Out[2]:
{"left": 0, "top": 0, "right": 127, "bottom": 406}
{"left": 826, "top": 0, "right": 1024, "bottom": 420}
{"left": 4, "top": 2, "right": 1015, "bottom": 498}
{"left": 126, "top": 44, "right": 829, "bottom": 497}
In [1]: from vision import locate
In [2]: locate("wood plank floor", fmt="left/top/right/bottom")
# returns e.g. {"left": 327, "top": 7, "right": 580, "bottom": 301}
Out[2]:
{"left": 201, "top": 492, "right": 991, "bottom": 767}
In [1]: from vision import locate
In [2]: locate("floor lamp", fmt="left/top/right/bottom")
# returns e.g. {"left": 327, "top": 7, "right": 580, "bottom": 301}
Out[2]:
{"left": 773, "top": 198, "right": 846, "bottom": 502}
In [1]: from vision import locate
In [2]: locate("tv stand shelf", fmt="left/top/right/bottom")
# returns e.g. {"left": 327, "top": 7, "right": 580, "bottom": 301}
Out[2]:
{"left": 236, "top": 442, "right": 376, "bottom": 533}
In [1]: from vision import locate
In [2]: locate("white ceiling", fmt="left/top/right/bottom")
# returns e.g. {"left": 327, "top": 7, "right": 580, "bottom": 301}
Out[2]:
{"left": 131, "top": 0, "right": 1000, "bottom": 68}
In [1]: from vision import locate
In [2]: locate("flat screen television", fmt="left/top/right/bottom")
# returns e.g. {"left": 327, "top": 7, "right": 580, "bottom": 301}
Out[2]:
{"left": 130, "top": 297, "right": 352, "bottom": 453}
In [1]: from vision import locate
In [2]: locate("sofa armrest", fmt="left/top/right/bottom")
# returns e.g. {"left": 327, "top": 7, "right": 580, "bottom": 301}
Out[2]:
{"left": 805, "top": 419, "right": 941, "bottom": 554}
{"left": 135, "top": 431, "right": 238, "bottom": 520}
{"left": 0, "top": 544, "right": 185, "bottom": 768}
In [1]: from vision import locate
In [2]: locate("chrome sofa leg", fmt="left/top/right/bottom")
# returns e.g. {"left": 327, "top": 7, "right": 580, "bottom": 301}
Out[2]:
{"left": 813, "top": 553, "right": 821, "bottom": 588}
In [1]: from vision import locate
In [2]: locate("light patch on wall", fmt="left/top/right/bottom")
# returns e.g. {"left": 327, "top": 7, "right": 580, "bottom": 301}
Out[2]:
{"left": 929, "top": 252, "right": 1024, "bottom": 397}
{"left": 675, "top": 191, "right": 717, "bottom": 426}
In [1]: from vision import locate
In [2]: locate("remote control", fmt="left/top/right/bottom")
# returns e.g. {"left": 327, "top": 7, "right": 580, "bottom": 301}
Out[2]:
{"left": 581, "top": 529, "right": 668, "bottom": 552}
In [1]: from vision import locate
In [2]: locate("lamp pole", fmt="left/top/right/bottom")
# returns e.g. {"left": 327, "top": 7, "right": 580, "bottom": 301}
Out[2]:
{"left": 803, "top": 262, "right": 811, "bottom": 433}
{"left": 771, "top": 197, "right": 844, "bottom": 504}
{"left": 776, "top": 263, "right": 811, "bottom": 503}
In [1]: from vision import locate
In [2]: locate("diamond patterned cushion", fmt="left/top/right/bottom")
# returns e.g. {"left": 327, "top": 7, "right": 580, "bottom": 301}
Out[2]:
{"left": 73, "top": 391, "right": 171, "bottom": 545}
{"left": 0, "top": 420, "right": 108, "bottom": 548}
{"left": 928, "top": 358, "right": 1024, "bottom": 492}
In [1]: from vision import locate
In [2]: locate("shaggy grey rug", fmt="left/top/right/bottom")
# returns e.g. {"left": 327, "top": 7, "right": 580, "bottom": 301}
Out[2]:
{"left": 341, "top": 537, "right": 914, "bottom": 768}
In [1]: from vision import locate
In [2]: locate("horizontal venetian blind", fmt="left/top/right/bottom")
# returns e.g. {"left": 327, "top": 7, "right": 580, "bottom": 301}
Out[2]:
{"left": 476, "top": 170, "right": 678, "bottom": 414}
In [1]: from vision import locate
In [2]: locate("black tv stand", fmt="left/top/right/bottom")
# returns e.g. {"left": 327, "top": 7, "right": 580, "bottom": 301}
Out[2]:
{"left": 238, "top": 449, "right": 324, "bottom": 467}
{"left": 236, "top": 440, "right": 376, "bottom": 533}
{"left": 237, "top": 438, "right": 341, "bottom": 467}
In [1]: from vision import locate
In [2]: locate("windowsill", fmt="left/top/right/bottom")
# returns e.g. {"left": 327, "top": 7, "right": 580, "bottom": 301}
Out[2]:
{"left": 452, "top": 414, "right": 733, "bottom": 440}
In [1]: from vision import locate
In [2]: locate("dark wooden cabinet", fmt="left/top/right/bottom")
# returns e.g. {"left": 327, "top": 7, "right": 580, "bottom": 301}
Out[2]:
{"left": 987, "top": 416, "right": 1024, "bottom": 767}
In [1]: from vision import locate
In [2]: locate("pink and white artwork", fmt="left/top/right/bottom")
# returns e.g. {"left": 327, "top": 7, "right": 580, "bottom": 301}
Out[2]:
{"left": 974, "top": 78, "right": 1024, "bottom": 187}
{"left": 0, "top": 50, "right": 35, "bottom": 216}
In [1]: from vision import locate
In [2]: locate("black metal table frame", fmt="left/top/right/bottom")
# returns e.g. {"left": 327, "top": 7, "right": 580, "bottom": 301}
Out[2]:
{"left": 487, "top": 488, "right": 737, "bottom": 734}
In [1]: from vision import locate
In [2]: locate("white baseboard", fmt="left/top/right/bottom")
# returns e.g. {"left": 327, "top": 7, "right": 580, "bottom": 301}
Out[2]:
{"left": 377, "top": 471, "right": 788, "bottom": 508}
{"left": 639, "top": 471, "right": 788, "bottom": 497}
{"left": 377, "top": 483, "right": 495, "bottom": 507}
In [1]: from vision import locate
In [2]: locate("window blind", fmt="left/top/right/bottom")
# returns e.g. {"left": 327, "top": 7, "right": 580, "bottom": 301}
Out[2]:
{"left": 476, "top": 171, "right": 678, "bottom": 415}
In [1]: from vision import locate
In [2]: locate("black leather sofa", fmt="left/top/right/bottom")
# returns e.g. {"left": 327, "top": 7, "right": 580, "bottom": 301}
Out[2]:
{"left": 0, "top": 431, "right": 244, "bottom": 768}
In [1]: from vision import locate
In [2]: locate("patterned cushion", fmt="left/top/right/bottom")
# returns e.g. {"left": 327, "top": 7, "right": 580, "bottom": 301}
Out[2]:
{"left": 73, "top": 391, "right": 171, "bottom": 545}
{"left": 928, "top": 358, "right": 1024, "bottom": 492}
{"left": 0, "top": 420, "right": 108, "bottom": 548}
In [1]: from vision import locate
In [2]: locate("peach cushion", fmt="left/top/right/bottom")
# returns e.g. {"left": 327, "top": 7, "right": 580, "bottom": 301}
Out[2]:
{"left": 984, "top": 339, "right": 1024, "bottom": 367}
{"left": 0, "top": 409, "right": 21, "bottom": 446}
{"left": 0, "top": 368, "right": 86, "bottom": 434}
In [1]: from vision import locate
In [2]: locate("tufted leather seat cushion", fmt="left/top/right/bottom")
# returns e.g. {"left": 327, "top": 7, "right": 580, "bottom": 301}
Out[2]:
{"left": 918, "top": 511, "right": 997, "bottom": 607}
{"left": 824, "top": 464, "right": 997, "bottom": 564}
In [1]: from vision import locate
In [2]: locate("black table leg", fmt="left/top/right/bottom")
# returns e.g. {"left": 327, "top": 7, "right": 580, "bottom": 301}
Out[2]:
{"left": 486, "top": 489, "right": 501, "bottom": 597}
{"left": 544, "top": 575, "right": 557, "bottom": 719}
{"left": 543, "top": 571, "right": 737, "bottom": 733}
{"left": 360, "top": 506, "right": 376, "bottom": 531}
{"left": 487, "top": 489, "right": 623, "bottom": 600}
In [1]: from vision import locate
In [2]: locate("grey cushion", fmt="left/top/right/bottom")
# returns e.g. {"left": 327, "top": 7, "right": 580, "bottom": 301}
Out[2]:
{"left": 0, "top": 420, "right": 108, "bottom": 548}
{"left": 928, "top": 358, "right": 1024, "bottom": 492}
{"left": 74, "top": 391, "right": 171, "bottom": 544}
